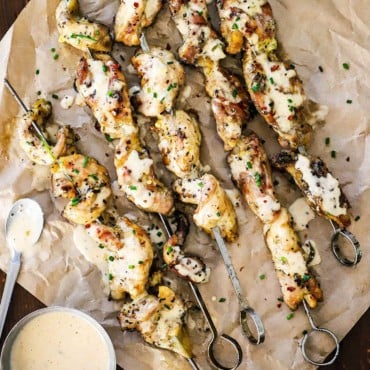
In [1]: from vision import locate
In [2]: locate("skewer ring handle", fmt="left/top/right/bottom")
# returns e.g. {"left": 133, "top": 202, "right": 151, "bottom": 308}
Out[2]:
{"left": 208, "top": 334, "right": 243, "bottom": 370}
{"left": 240, "top": 307, "right": 265, "bottom": 345}
{"left": 300, "top": 327, "right": 340, "bottom": 366}
{"left": 330, "top": 222, "right": 362, "bottom": 266}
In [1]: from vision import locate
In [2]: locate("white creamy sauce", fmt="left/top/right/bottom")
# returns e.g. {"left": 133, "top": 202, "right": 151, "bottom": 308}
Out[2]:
{"left": 124, "top": 150, "right": 153, "bottom": 181}
{"left": 295, "top": 154, "right": 347, "bottom": 216}
{"left": 255, "top": 195, "right": 281, "bottom": 223}
{"left": 144, "top": 0, "right": 160, "bottom": 20}
{"left": 289, "top": 197, "right": 315, "bottom": 231}
{"left": 60, "top": 95, "right": 75, "bottom": 109}
{"left": 6, "top": 207, "right": 41, "bottom": 255}
{"left": 225, "top": 189, "right": 241, "bottom": 208}
{"left": 202, "top": 38, "right": 226, "bottom": 62}
{"left": 145, "top": 224, "right": 166, "bottom": 247}
{"left": 254, "top": 53, "right": 305, "bottom": 132}
{"left": 73, "top": 226, "right": 111, "bottom": 279}
{"left": 229, "top": 0, "right": 267, "bottom": 17}
{"left": 10, "top": 311, "right": 111, "bottom": 370}
{"left": 264, "top": 209, "right": 308, "bottom": 276}
{"left": 302, "top": 239, "right": 321, "bottom": 267}
{"left": 208, "top": 65, "right": 240, "bottom": 103}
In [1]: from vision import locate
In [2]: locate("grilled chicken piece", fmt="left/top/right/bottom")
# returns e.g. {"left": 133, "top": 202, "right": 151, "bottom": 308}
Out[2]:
{"left": 243, "top": 48, "right": 312, "bottom": 150}
{"left": 114, "top": 133, "right": 174, "bottom": 215}
{"left": 174, "top": 174, "right": 238, "bottom": 241}
{"left": 114, "top": 0, "right": 162, "bottom": 46}
{"left": 76, "top": 55, "right": 134, "bottom": 139}
{"left": 51, "top": 154, "right": 112, "bottom": 225}
{"left": 163, "top": 215, "right": 210, "bottom": 283}
{"left": 118, "top": 286, "right": 193, "bottom": 359}
{"left": 18, "top": 99, "right": 71, "bottom": 165}
{"left": 154, "top": 110, "right": 202, "bottom": 179}
{"left": 168, "top": 0, "right": 226, "bottom": 65}
{"left": 202, "top": 61, "right": 251, "bottom": 150}
{"left": 263, "top": 207, "right": 323, "bottom": 310}
{"left": 227, "top": 132, "right": 280, "bottom": 223}
{"left": 216, "top": 0, "right": 277, "bottom": 55}
{"left": 131, "top": 47, "right": 185, "bottom": 117}
{"left": 272, "top": 151, "right": 351, "bottom": 229}
{"left": 86, "top": 213, "right": 154, "bottom": 300}
{"left": 56, "top": 0, "right": 112, "bottom": 52}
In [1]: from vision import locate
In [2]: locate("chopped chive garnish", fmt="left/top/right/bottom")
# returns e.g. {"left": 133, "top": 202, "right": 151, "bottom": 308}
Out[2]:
{"left": 138, "top": 260, "right": 143, "bottom": 264}
{"left": 342, "top": 62, "right": 350, "bottom": 70}
{"left": 218, "top": 297, "right": 226, "bottom": 302}
{"left": 129, "top": 185, "right": 137, "bottom": 190}
{"left": 128, "top": 265, "right": 135, "bottom": 269}
{"left": 108, "top": 256, "right": 114, "bottom": 262}
{"left": 102, "top": 65, "right": 108, "bottom": 73}
{"left": 98, "top": 244, "right": 105, "bottom": 249}
{"left": 156, "top": 231, "right": 162, "bottom": 237}
{"left": 37, "top": 91, "right": 41, "bottom": 96}
{"left": 105, "top": 134, "right": 113, "bottom": 142}
{"left": 166, "top": 246, "right": 173, "bottom": 254}
{"left": 167, "top": 61, "right": 174, "bottom": 65}
{"left": 318, "top": 65, "right": 324, "bottom": 72}
{"left": 107, "top": 91, "right": 114, "bottom": 97}
{"left": 164, "top": 304, "right": 171, "bottom": 309}
{"left": 71, "top": 33, "right": 97, "bottom": 42}
{"left": 254, "top": 172, "right": 262, "bottom": 187}
{"left": 331, "top": 150, "right": 337, "bottom": 158}
{"left": 232, "top": 23, "right": 239, "bottom": 30}
{"left": 301, "top": 274, "right": 311, "bottom": 282}
{"left": 216, "top": 212, "right": 221, "bottom": 217}
{"left": 231, "top": 89, "right": 238, "bottom": 98}
{"left": 161, "top": 263, "right": 168, "bottom": 270}
{"left": 52, "top": 94, "right": 59, "bottom": 99}
{"left": 35, "top": 69, "right": 40, "bottom": 75}
{"left": 269, "top": 77, "right": 275, "bottom": 84}
{"left": 251, "top": 83, "right": 260, "bottom": 92}
{"left": 325, "top": 137, "right": 330, "bottom": 146}
{"left": 167, "top": 83, "right": 177, "bottom": 91}
{"left": 88, "top": 174, "right": 98, "bottom": 181}
{"left": 247, "top": 161, "right": 253, "bottom": 169}
{"left": 72, "top": 169, "right": 79, "bottom": 174}
{"left": 280, "top": 256, "right": 288, "bottom": 264}
{"left": 53, "top": 54, "right": 59, "bottom": 60}
{"left": 50, "top": 48, "right": 56, "bottom": 52}
{"left": 153, "top": 92, "right": 158, "bottom": 98}
{"left": 354, "top": 215, "right": 360, "bottom": 221}
{"left": 346, "top": 99, "right": 352, "bottom": 104}
{"left": 71, "top": 197, "right": 80, "bottom": 206}
{"left": 286, "top": 313, "right": 294, "bottom": 320}
{"left": 259, "top": 274, "right": 266, "bottom": 280}
{"left": 198, "top": 182, "right": 203, "bottom": 188}
{"left": 83, "top": 156, "right": 90, "bottom": 168}
{"left": 108, "top": 273, "right": 113, "bottom": 280}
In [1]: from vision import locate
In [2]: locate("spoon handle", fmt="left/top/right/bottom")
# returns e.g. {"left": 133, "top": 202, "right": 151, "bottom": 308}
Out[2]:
{"left": 0, "top": 251, "right": 21, "bottom": 338}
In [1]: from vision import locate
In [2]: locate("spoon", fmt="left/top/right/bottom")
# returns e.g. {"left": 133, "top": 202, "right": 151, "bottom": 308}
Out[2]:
{"left": 0, "top": 199, "right": 44, "bottom": 337}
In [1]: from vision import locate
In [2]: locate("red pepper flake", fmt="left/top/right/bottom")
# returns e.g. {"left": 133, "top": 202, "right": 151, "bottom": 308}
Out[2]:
{"left": 133, "top": 2, "right": 139, "bottom": 7}
{"left": 271, "top": 64, "right": 280, "bottom": 72}
{"left": 287, "top": 115, "right": 294, "bottom": 121}
{"left": 277, "top": 303, "right": 282, "bottom": 308}
{"left": 287, "top": 286, "right": 296, "bottom": 292}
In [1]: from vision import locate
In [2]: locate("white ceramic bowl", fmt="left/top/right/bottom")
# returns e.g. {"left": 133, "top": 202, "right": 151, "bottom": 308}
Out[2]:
{"left": 0, "top": 306, "right": 116, "bottom": 370}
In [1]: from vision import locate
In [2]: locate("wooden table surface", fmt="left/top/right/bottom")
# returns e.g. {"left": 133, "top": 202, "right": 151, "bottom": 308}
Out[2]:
{"left": 0, "top": 1, "right": 368, "bottom": 369}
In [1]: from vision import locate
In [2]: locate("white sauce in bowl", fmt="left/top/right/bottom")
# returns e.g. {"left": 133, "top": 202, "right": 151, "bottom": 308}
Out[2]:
{"left": 10, "top": 310, "right": 112, "bottom": 370}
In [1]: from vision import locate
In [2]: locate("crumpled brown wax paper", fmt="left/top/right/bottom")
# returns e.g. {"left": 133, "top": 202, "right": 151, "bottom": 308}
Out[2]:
{"left": 0, "top": 0, "right": 369, "bottom": 369}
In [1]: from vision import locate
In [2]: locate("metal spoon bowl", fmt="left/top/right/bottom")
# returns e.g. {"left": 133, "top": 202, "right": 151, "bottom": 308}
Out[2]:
{"left": 0, "top": 198, "right": 43, "bottom": 337}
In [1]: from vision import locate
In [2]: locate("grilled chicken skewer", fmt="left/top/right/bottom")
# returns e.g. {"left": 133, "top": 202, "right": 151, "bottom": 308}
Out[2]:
{"left": 168, "top": 0, "right": 252, "bottom": 151}
{"left": 271, "top": 151, "right": 351, "bottom": 229}
{"left": 216, "top": 0, "right": 317, "bottom": 151}
{"left": 131, "top": 37, "right": 265, "bottom": 346}
{"left": 228, "top": 133, "right": 323, "bottom": 310}
{"left": 131, "top": 46, "right": 238, "bottom": 241}
{"left": 114, "top": 0, "right": 163, "bottom": 46}
{"left": 56, "top": 0, "right": 112, "bottom": 52}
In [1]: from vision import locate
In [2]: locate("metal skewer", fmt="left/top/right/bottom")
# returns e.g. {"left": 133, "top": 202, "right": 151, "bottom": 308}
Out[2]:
{"left": 213, "top": 227, "right": 265, "bottom": 345}
{"left": 300, "top": 300, "right": 340, "bottom": 366}
{"left": 296, "top": 146, "right": 362, "bottom": 267}
{"left": 159, "top": 214, "right": 243, "bottom": 370}
{"left": 4, "top": 78, "right": 55, "bottom": 160}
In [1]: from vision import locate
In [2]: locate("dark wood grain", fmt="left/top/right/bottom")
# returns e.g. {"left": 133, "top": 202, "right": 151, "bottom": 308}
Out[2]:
{"left": 0, "top": 1, "right": 369, "bottom": 369}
